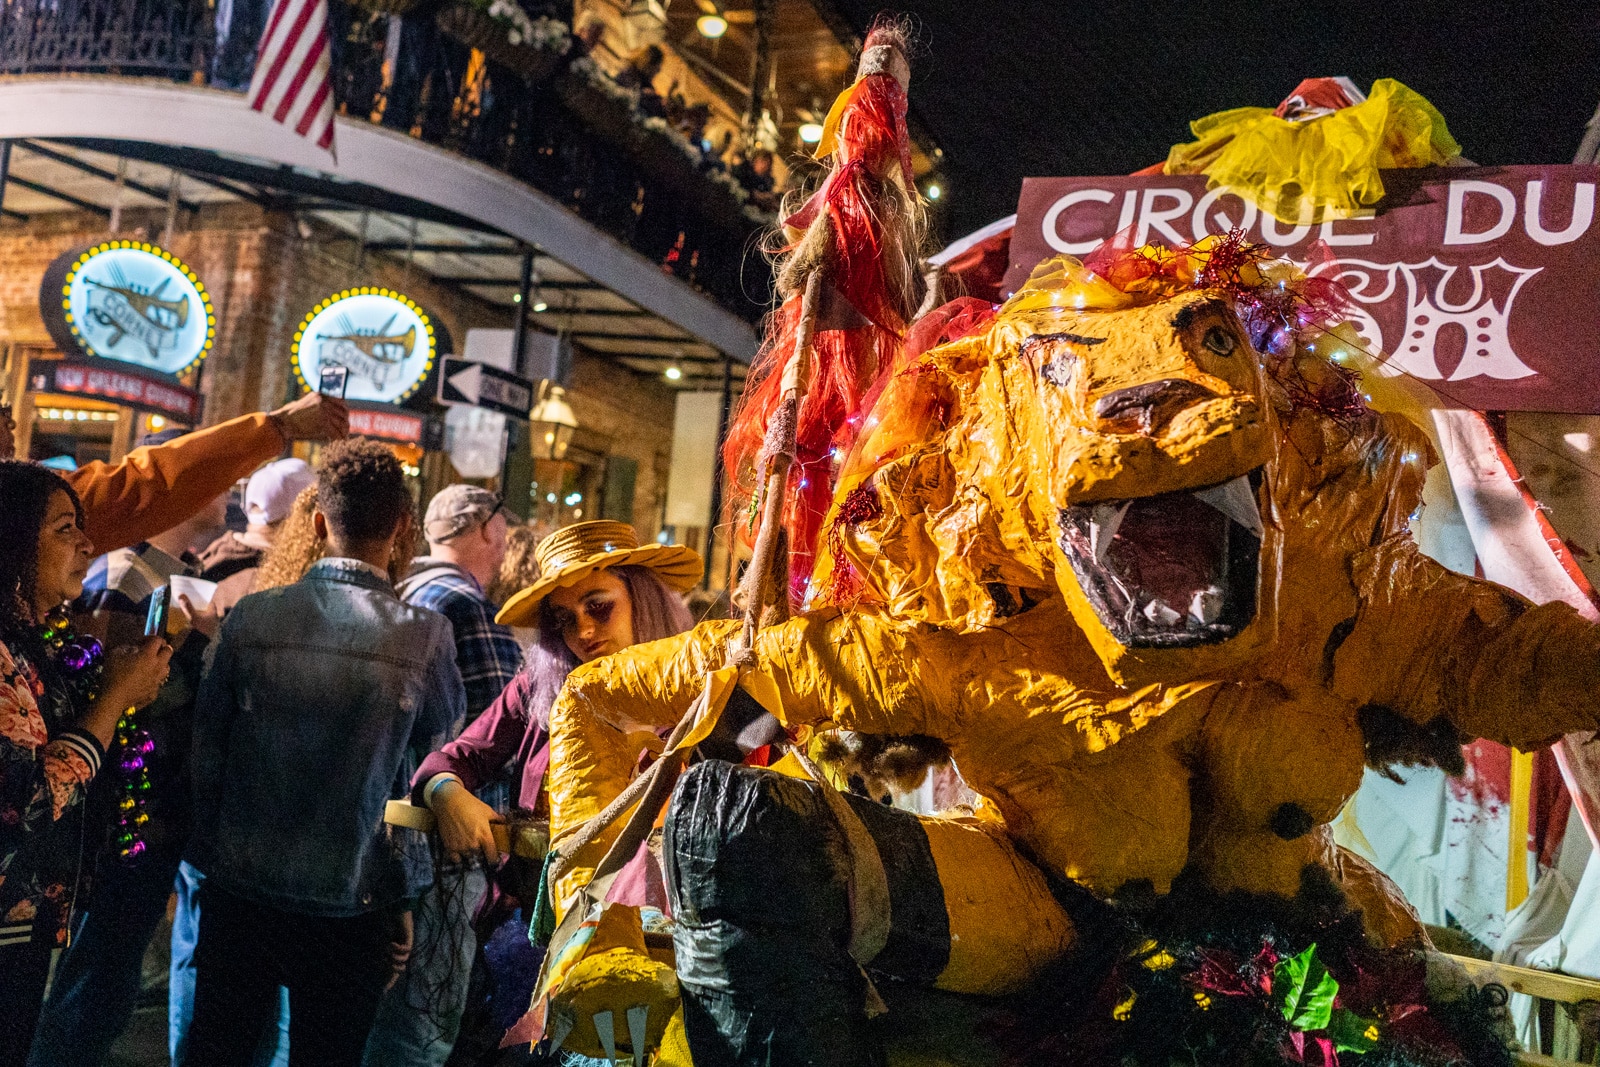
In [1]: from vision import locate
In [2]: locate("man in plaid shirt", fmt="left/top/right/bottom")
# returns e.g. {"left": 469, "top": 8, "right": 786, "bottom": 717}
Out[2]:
{"left": 368, "top": 484, "right": 517, "bottom": 1067}
{"left": 396, "top": 485, "right": 520, "bottom": 728}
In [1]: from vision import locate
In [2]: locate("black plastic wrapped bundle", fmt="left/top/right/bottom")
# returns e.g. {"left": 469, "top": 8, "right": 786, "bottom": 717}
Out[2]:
{"left": 664, "top": 760, "right": 951, "bottom": 1067}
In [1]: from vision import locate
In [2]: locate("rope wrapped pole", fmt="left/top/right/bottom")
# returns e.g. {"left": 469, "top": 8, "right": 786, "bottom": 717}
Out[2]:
{"left": 736, "top": 266, "right": 825, "bottom": 658}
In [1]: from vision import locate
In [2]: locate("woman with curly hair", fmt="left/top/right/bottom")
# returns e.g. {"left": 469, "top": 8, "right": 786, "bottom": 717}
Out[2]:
{"left": 251, "top": 484, "right": 325, "bottom": 593}
{"left": 0, "top": 461, "right": 170, "bottom": 1060}
{"left": 487, "top": 520, "right": 550, "bottom": 643}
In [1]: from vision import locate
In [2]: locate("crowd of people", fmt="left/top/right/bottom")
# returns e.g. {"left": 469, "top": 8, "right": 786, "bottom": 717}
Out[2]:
{"left": 0, "top": 397, "right": 707, "bottom": 1066}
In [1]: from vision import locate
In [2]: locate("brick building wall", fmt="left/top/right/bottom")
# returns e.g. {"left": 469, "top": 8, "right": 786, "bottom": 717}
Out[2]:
{"left": 0, "top": 202, "right": 679, "bottom": 531}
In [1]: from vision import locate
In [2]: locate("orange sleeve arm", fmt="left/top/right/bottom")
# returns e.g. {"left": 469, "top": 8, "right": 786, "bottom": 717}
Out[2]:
{"left": 65, "top": 413, "right": 286, "bottom": 555}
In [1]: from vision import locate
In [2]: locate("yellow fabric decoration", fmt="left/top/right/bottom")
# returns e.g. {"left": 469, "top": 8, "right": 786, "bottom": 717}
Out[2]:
{"left": 813, "top": 80, "right": 861, "bottom": 161}
{"left": 1166, "top": 79, "right": 1461, "bottom": 223}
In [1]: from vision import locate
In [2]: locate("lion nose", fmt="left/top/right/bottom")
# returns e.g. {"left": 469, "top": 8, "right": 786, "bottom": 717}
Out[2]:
{"left": 1093, "top": 378, "right": 1218, "bottom": 435}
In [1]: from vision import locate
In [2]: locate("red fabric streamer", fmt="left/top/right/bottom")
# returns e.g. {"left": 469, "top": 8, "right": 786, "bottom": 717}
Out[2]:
{"left": 817, "top": 481, "right": 885, "bottom": 606}
{"left": 722, "top": 21, "right": 919, "bottom": 606}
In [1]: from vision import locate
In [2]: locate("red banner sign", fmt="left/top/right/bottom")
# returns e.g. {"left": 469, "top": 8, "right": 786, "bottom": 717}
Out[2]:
{"left": 347, "top": 405, "right": 424, "bottom": 444}
{"left": 1006, "top": 166, "right": 1600, "bottom": 413}
{"left": 31, "top": 360, "right": 202, "bottom": 421}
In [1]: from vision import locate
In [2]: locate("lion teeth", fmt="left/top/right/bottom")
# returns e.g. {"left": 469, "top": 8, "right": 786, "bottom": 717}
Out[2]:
{"left": 1143, "top": 599, "right": 1182, "bottom": 626}
{"left": 1090, "top": 502, "right": 1131, "bottom": 563}
{"left": 1192, "top": 476, "right": 1263, "bottom": 539}
{"left": 544, "top": 1008, "right": 574, "bottom": 1055}
{"left": 1189, "top": 587, "right": 1224, "bottom": 626}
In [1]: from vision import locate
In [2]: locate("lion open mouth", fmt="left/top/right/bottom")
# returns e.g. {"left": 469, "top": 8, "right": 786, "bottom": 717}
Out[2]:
{"left": 1057, "top": 473, "right": 1262, "bottom": 647}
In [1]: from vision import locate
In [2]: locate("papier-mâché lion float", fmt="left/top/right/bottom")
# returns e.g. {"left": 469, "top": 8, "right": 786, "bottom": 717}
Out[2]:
{"left": 533, "top": 236, "right": 1600, "bottom": 1063}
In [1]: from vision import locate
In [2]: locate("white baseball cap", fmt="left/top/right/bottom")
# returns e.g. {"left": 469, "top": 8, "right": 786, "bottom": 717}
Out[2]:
{"left": 245, "top": 458, "right": 315, "bottom": 526}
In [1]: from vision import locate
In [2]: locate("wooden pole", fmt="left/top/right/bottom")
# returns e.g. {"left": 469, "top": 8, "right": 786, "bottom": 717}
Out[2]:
{"left": 737, "top": 267, "right": 823, "bottom": 654}
{"left": 703, "top": 351, "right": 734, "bottom": 591}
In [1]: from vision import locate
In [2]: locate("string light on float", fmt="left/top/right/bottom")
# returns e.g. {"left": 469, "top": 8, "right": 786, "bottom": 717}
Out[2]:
{"left": 664, "top": 365, "right": 683, "bottom": 381}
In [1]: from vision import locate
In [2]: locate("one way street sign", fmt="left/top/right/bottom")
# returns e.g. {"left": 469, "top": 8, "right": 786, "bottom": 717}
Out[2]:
{"left": 439, "top": 359, "right": 534, "bottom": 420}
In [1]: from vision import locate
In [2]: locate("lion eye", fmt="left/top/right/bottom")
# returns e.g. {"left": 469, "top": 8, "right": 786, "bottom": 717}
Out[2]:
{"left": 1203, "top": 327, "right": 1236, "bottom": 357}
{"left": 1041, "top": 356, "right": 1075, "bottom": 387}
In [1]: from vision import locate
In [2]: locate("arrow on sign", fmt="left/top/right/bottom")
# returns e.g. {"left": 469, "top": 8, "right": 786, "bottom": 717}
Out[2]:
{"left": 446, "top": 361, "right": 484, "bottom": 405}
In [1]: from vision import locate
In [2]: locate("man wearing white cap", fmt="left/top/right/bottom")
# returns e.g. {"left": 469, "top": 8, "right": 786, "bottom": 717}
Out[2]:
{"left": 196, "top": 458, "right": 317, "bottom": 617}
{"left": 365, "top": 485, "right": 517, "bottom": 1067}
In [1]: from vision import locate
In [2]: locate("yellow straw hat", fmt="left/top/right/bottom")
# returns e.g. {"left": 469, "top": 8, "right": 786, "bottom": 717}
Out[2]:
{"left": 495, "top": 520, "right": 703, "bottom": 627}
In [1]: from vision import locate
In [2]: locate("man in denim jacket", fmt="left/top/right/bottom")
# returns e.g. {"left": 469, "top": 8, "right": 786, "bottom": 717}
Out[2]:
{"left": 185, "top": 440, "right": 466, "bottom": 1065}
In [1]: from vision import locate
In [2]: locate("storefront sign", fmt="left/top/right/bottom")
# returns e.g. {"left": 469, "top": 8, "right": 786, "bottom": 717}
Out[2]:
{"left": 41, "top": 241, "right": 215, "bottom": 378}
{"left": 348, "top": 406, "right": 425, "bottom": 443}
{"left": 29, "top": 360, "right": 202, "bottom": 421}
{"left": 1007, "top": 166, "right": 1600, "bottom": 413}
{"left": 291, "top": 288, "right": 438, "bottom": 405}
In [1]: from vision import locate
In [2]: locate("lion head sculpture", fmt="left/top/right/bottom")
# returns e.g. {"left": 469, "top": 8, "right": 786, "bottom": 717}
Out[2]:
{"left": 817, "top": 238, "right": 1425, "bottom": 690}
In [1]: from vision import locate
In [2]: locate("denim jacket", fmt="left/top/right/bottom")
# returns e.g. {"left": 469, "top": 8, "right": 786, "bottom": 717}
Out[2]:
{"left": 187, "top": 559, "right": 465, "bottom": 916}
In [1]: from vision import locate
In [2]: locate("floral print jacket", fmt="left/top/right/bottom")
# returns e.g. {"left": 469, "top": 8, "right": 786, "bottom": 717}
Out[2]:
{"left": 0, "top": 637, "right": 104, "bottom": 947}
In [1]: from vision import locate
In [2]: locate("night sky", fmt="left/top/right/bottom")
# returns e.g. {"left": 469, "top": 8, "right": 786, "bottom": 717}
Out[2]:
{"left": 824, "top": 1, "right": 1600, "bottom": 239}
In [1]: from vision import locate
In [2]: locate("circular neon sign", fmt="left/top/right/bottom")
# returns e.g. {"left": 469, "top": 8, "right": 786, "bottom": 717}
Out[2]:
{"left": 291, "top": 288, "right": 437, "bottom": 404}
{"left": 53, "top": 241, "right": 215, "bottom": 376}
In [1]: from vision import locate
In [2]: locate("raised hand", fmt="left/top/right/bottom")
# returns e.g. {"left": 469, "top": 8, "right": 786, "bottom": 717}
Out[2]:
{"left": 268, "top": 393, "right": 349, "bottom": 443}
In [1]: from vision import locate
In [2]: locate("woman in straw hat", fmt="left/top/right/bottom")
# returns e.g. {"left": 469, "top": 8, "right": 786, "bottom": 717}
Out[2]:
{"left": 410, "top": 520, "right": 701, "bottom": 866}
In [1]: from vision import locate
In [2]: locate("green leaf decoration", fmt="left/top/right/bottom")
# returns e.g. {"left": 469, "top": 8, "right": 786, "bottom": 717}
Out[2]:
{"left": 1328, "top": 1008, "right": 1381, "bottom": 1054}
{"left": 1274, "top": 943, "right": 1340, "bottom": 1031}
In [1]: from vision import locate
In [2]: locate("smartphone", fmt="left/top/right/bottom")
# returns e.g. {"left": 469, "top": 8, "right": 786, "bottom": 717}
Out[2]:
{"left": 144, "top": 585, "right": 170, "bottom": 639}
{"left": 319, "top": 364, "right": 350, "bottom": 399}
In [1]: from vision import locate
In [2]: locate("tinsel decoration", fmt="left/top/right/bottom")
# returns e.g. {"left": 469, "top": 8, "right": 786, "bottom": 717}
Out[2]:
{"left": 996, "top": 871, "right": 1516, "bottom": 1067}
{"left": 1083, "top": 228, "right": 1369, "bottom": 425}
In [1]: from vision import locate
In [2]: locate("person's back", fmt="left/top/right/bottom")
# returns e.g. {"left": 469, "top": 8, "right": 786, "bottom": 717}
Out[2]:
{"left": 365, "top": 485, "right": 514, "bottom": 1067}
{"left": 192, "top": 560, "right": 461, "bottom": 911}
{"left": 185, "top": 439, "right": 466, "bottom": 1067}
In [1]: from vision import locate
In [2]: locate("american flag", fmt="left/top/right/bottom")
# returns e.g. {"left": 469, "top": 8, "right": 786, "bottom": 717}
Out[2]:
{"left": 247, "top": 0, "right": 336, "bottom": 152}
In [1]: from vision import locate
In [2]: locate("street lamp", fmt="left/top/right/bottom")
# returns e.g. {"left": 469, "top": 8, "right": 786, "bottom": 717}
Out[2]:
{"left": 529, "top": 383, "right": 578, "bottom": 461}
{"left": 696, "top": 12, "right": 728, "bottom": 38}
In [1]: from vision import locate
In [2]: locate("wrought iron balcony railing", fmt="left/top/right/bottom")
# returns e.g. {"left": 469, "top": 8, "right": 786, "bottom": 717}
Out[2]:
{"left": 0, "top": 0, "right": 212, "bottom": 78}
{"left": 0, "top": 0, "right": 769, "bottom": 321}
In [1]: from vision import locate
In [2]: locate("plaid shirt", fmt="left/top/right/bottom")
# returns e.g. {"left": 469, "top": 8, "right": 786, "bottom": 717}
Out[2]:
{"left": 80, "top": 541, "right": 192, "bottom": 616}
{"left": 398, "top": 559, "right": 521, "bottom": 727}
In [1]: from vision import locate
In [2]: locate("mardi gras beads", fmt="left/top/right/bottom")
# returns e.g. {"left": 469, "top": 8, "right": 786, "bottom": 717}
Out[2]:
{"left": 115, "top": 711, "right": 153, "bottom": 861}
{"left": 41, "top": 611, "right": 150, "bottom": 862}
